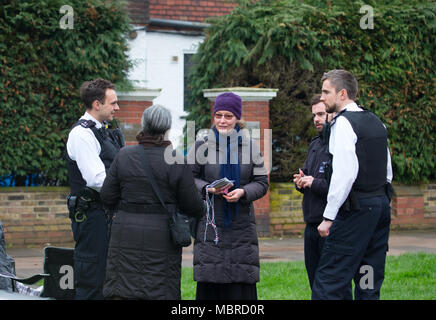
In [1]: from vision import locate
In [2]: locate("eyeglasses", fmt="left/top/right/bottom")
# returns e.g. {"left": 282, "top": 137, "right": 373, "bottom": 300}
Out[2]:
{"left": 214, "top": 113, "right": 235, "bottom": 120}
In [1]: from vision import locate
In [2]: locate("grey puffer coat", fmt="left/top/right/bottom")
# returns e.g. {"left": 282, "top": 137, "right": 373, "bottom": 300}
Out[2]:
{"left": 188, "top": 129, "right": 269, "bottom": 284}
{"left": 101, "top": 144, "right": 205, "bottom": 299}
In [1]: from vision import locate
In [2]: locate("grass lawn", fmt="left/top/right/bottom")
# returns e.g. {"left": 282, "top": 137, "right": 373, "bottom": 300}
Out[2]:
{"left": 181, "top": 252, "right": 436, "bottom": 300}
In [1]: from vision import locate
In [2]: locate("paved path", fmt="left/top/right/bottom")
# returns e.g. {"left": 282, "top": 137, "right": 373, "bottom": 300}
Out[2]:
{"left": 6, "top": 230, "right": 436, "bottom": 278}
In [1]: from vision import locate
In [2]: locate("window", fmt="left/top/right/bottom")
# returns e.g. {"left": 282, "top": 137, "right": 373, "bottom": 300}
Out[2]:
{"left": 183, "top": 53, "right": 195, "bottom": 112}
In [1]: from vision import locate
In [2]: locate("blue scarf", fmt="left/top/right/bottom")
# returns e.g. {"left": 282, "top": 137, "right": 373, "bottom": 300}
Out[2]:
{"left": 213, "top": 125, "right": 242, "bottom": 228}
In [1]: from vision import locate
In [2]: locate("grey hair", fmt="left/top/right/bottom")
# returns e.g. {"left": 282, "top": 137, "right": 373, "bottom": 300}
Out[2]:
{"left": 321, "top": 69, "right": 358, "bottom": 100}
{"left": 141, "top": 104, "right": 172, "bottom": 135}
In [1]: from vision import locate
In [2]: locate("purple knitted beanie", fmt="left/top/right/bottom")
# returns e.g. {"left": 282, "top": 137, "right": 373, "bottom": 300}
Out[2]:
{"left": 213, "top": 92, "right": 242, "bottom": 119}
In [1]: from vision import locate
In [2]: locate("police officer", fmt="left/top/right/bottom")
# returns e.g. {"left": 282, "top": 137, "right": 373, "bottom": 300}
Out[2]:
{"left": 66, "top": 78, "right": 124, "bottom": 300}
{"left": 293, "top": 94, "right": 336, "bottom": 290}
{"left": 312, "top": 69, "right": 393, "bottom": 300}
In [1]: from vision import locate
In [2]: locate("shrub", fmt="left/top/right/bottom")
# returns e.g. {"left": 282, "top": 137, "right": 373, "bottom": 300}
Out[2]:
{"left": 0, "top": 0, "right": 132, "bottom": 186}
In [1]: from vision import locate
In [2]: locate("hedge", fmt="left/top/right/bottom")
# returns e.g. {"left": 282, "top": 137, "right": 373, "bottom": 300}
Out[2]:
{"left": 0, "top": 0, "right": 132, "bottom": 186}
{"left": 186, "top": 0, "right": 435, "bottom": 184}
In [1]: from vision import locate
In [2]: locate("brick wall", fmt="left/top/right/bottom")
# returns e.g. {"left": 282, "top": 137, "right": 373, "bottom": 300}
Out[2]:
{"left": 1, "top": 184, "right": 435, "bottom": 247}
{"left": 116, "top": 88, "right": 160, "bottom": 146}
{"left": 423, "top": 184, "right": 436, "bottom": 219}
{"left": 270, "top": 183, "right": 305, "bottom": 236}
{"left": 270, "top": 182, "right": 436, "bottom": 236}
{"left": 117, "top": 100, "right": 153, "bottom": 146}
{"left": 391, "top": 183, "right": 436, "bottom": 230}
{"left": 243, "top": 99, "right": 272, "bottom": 236}
{"left": 254, "top": 193, "right": 270, "bottom": 237}
{"left": 0, "top": 187, "right": 73, "bottom": 247}
{"left": 127, "top": 0, "right": 150, "bottom": 25}
{"left": 149, "top": 0, "right": 236, "bottom": 22}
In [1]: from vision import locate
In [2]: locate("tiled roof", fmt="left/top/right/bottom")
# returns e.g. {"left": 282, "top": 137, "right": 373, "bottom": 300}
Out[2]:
{"left": 127, "top": 0, "right": 237, "bottom": 27}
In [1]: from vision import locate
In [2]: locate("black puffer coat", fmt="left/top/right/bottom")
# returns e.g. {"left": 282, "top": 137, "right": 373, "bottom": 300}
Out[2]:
{"left": 188, "top": 130, "right": 269, "bottom": 284}
{"left": 100, "top": 145, "right": 205, "bottom": 299}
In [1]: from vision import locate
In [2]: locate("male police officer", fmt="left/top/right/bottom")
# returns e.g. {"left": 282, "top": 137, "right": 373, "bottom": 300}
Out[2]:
{"left": 293, "top": 94, "right": 336, "bottom": 290}
{"left": 66, "top": 78, "right": 124, "bottom": 299}
{"left": 312, "top": 69, "right": 393, "bottom": 300}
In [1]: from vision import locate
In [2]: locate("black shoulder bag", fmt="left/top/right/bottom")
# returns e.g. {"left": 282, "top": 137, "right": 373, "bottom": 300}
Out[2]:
{"left": 136, "top": 145, "right": 192, "bottom": 247}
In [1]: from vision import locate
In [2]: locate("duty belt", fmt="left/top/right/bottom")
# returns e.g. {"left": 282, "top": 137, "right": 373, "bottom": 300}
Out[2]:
{"left": 67, "top": 195, "right": 103, "bottom": 223}
{"left": 354, "top": 187, "right": 386, "bottom": 199}
{"left": 340, "top": 185, "right": 389, "bottom": 213}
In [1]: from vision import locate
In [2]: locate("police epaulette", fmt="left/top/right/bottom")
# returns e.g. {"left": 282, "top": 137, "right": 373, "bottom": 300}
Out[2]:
{"left": 311, "top": 135, "right": 321, "bottom": 142}
{"left": 78, "top": 119, "right": 96, "bottom": 129}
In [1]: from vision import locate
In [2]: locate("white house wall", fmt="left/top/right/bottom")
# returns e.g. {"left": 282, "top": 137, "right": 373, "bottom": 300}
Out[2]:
{"left": 126, "top": 29, "right": 204, "bottom": 149}
{"left": 127, "top": 29, "right": 148, "bottom": 88}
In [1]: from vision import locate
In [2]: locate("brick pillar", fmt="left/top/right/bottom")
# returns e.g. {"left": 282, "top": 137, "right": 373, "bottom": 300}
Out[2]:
{"left": 391, "top": 184, "right": 426, "bottom": 229}
{"left": 116, "top": 88, "right": 161, "bottom": 146}
{"left": 203, "top": 87, "right": 278, "bottom": 237}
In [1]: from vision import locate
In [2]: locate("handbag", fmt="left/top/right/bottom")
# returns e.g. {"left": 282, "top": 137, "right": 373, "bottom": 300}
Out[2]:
{"left": 136, "top": 145, "right": 192, "bottom": 247}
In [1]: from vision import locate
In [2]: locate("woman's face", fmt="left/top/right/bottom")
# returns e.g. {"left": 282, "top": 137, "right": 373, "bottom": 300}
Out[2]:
{"left": 214, "top": 110, "right": 237, "bottom": 134}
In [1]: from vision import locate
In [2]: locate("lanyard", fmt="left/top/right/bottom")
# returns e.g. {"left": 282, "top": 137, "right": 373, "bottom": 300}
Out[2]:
{"left": 204, "top": 185, "right": 219, "bottom": 245}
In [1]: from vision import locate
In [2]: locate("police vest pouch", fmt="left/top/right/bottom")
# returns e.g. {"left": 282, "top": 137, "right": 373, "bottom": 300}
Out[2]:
{"left": 135, "top": 145, "right": 193, "bottom": 247}
{"left": 385, "top": 182, "right": 394, "bottom": 202}
{"left": 67, "top": 195, "right": 77, "bottom": 218}
{"left": 67, "top": 187, "right": 102, "bottom": 222}
{"left": 341, "top": 190, "right": 361, "bottom": 212}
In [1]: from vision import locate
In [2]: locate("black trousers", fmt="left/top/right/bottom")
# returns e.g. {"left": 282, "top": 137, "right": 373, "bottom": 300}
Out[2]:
{"left": 305, "top": 223, "right": 352, "bottom": 298}
{"left": 71, "top": 208, "right": 109, "bottom": 300}
{"left": 311, "top": 195, "right": 391, "bottom": 300}
{"left": 304, "top": 223, "right": 325, "bottom": 289}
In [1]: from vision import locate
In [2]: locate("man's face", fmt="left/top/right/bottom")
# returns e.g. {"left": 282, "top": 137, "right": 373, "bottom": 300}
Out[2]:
{"left": 96, "top": 89, "right": 119, "bottom": 122}
{"left": 312, "top": 102, "right": 328, "bottom": 132}
{"left": 321, "top": 79, "right": 342, "bottom": 113}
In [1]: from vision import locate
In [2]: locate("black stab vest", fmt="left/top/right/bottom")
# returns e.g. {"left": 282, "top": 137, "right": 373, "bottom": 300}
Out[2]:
{"left": 340, "top": 110, "right": 388, "bottom": 193}
{"left": 66, "top": 119, "right": 124, "bottom": 195}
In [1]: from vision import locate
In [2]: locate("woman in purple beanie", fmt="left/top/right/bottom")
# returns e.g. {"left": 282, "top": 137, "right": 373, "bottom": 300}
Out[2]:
{"left": 188, "top": 92, "right": 269, "bottom": 300}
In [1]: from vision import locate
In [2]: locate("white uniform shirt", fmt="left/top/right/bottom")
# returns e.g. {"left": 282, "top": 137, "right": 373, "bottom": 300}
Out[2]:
{"left": 66, "top": 112, "right": 106, "bottom": 192}
{"left": 323, "top": 102, "right": 393, "bottom": 221}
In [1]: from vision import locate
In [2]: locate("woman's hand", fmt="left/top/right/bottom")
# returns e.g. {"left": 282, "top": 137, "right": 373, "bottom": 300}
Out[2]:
{"left": 222, "top": 188, "right": 245, "bottom": 203}
{"left": 207, "top": 183, "right": 234, "bottom": 195}
{"left": 207, "top": 185, "right": 229, "bottom": 195}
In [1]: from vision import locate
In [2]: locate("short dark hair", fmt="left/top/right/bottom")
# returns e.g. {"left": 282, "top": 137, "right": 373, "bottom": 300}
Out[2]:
{"left": 311, "top": 94, "right": 322, "bottom": 107}
{"left": 321, "top": 69, "right": 358, "bottom": 100}
{"left": 80, "top": 78, "right": 115, "bottom": 109}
